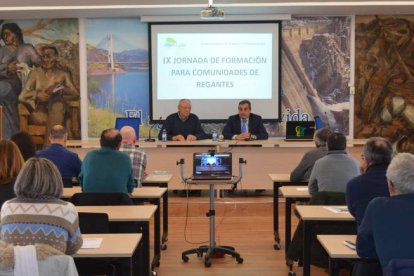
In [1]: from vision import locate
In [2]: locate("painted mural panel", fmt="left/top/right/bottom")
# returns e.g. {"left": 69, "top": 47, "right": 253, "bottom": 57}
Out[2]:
{"left": 355, "top": 16, "right": 414, "bottom": 147}
{"left": 86, "top": 18, "right": 149, "bottom": 138}
{"left": 0, "top": 19, "right": 80, "bottom": 140}
{"left": 278, "top": 16, "right": 351, "bottom": 137}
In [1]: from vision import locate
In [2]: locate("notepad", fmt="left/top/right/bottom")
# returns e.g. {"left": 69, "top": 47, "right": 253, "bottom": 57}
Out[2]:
{"left": 324, "top": 206, "right": 349, "bottom": 213}
{"left": 81, "top": 238, "right": 103, "bottom": 249}
{"left": 153, "top": 170, "right": 170, "bottom": 175}
{"left": 343, "top": 240, "right": 356, "bottom": 250}
{"left": 296, "top": 187, "right": 308, "bottom": 191}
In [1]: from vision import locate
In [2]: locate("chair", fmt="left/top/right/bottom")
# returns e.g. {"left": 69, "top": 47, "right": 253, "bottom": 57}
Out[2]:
{"left": 384, "top": 259, "right": 414, "bottom": 276}
{"left": 70, "top": 193, "right": 137, "bottom": 233}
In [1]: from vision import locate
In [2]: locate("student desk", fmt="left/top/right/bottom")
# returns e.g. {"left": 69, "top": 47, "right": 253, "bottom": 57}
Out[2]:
{"left": 63, "top": 186, "right": 169, "bottom": 250}
{"left": 75, "top": 205, "right": 157, "bottom": 276}
{"left": 279, "top": 186, "right": 311, "bottom": 253}
{"left": 268, "top": 173, "right": 307, "bottom": 250}
{"left": 74, "top": 233, "right": 143, "bottom": 276}
{"left": 296, "top": 205, "right": 355, "bottom": 276}
{"left": 317, "top": 235, "right": 359, "bottom": 276}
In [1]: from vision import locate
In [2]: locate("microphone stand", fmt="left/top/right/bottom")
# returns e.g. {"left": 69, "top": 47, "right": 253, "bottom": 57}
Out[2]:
{"left": 145, "top": 116, "right": 162, "bottom": 142}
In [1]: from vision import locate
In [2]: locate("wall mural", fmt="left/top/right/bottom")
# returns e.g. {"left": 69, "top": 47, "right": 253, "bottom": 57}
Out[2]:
{"left": 86, "top": 18, "right": 149, "bottom": 138}
{"left": 0, "top": 19, "right": 80, "bottom": 140}
{"left": 355, "top": 15, "right": 414, "bottom": 148}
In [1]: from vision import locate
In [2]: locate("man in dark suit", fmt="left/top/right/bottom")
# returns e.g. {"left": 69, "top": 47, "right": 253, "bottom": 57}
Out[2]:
{"left": 222, "top": 100, "right": 268, "bottom": 140}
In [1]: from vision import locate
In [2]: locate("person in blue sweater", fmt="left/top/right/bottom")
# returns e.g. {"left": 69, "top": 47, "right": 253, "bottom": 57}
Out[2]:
{"left": 79, "top": 128, "right": 134, "bottom": 194}
{"left": 357, "top": 153, "right": 414, "bottom": 269}
{"left": 346, "top": 137, "right": 392, "bottom": 227}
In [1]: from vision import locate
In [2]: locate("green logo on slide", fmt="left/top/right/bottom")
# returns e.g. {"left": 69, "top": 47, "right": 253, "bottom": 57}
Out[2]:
{"left": 164, "top": 37, "right": 176, "bottom": 47}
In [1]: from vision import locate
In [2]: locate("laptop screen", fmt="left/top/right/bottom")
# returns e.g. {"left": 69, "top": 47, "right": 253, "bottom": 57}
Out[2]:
{"left": 115, "top": 117, "right": 141, "bottom": 138}
{"left": 193, "top": 152, "right": 232, "bottom": 179}
{"left": 285, "top": 121, "right": 315, "bottom": 140}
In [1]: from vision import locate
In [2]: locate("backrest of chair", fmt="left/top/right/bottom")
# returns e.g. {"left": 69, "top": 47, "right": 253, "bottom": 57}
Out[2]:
{"left": 385, "top": 259, "right": 414, "bottom": 276}
{"left": 309, "top": 191, "right": 346, "bottom": 205}
{"left": 70, "top": 193, "right": 134, "bottom": 206}
{"left": 78, "top": 212, "right": 110, "bottom": 234}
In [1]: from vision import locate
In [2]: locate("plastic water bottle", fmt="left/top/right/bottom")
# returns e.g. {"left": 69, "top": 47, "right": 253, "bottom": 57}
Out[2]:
{"left": 212, "top": 130, "right": 218, "bottom": 142}
{"left": 162, "top": 129, "right": 167, "bottom": 142}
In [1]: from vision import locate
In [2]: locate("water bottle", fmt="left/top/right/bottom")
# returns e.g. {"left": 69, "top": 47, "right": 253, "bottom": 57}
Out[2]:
{"left": 212, "top": 130, "right": 218, "bottom": 142}
{"left": 162, "top": 129, "right": 167, "bottom": 142}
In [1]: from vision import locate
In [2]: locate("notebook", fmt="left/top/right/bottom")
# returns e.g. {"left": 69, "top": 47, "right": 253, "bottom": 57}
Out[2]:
{"left": 192, "top": 152, "right": 232, "bottom": 180}
{"left": 285, "top": 121, "right": 316, "bottom": 141}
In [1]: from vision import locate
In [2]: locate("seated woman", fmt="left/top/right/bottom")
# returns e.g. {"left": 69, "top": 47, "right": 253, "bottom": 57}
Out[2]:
{"left": 0, "top": 157, "right": 83, "bottom": 255}
{"left": 10, "top": 131, "right": 36, "bottom": 161}
{"left": 0, "top": 140, "right": 24, "bottom": 208}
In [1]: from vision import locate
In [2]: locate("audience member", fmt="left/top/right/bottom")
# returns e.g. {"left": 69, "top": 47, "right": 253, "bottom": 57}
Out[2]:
{"left": 0, "top": 158, "right": 83, "bottom": 255}
{"left": 222, "top": 100, "right": 268, "bottom": 140}
{"left": 79, "top": 128, "right": 134, "bottom": 193}
{"left": 290, "top": 128, "right": 332, "bottom": 181}
{"left": 158, "top": 99, "right": 209, "bottom": 141}
{"left": 36, "top": 125, "right": 82, "bottom": 179}
{"left": 10, "top": 131, "right": 36, "bottom": 161}
{"left": 0, "top": 140, "right": 24, "bottom": 208}
{"left": 346, "top": 137, "right": 392, "bottom": 227}
{"left": 357, "top": 153, "right": 414, "bottom": 269}
{"left": 308, "top": 132, "right": 360, "bottom": 195}
{"left": 120, "top": 126, "right": 147, "bottom": 187}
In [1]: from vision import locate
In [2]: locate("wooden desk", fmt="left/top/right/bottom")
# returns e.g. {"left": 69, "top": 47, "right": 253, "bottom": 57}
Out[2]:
{"left": 269, "top": 173, "right": 307, "bottom": 250}
{"left": 143, "top": 174, "right": 173, "bottom": 188}
{"left": 279, "top": 186, "right": 310, "bottom": 253}
{"left": 296, "top": 206, "right": 355, "bottom": 276}
{"left": 63, "top": 186, "right": 169, "bottom": 250}
{"left": 317, "top": 235, "right": 359, "bottom": 276}
{"left": 76, "top": 205, "right": 157, "bottom": 276}
{"left": 74, "top": 233, "right": 142, "bottom": 276}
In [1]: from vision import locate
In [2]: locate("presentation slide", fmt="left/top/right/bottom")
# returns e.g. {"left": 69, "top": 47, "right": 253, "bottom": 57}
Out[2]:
{"left": 150, "top": 22, "right": 280, "bottom": 121}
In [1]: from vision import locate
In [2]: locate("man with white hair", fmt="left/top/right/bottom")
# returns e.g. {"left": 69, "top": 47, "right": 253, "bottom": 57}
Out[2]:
{"left": 290, "top": 128, "right": 332, "bottom": 181}
{"left": 120, "top": 126, "right": 147, "bottom": 187}
{"left": 357, "top": 153, "right": 414, "bottom": 269}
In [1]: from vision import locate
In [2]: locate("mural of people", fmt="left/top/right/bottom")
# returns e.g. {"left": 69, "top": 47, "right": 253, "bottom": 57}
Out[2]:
{"left": 0, "top": 22, "right": 41, "bottom": 139}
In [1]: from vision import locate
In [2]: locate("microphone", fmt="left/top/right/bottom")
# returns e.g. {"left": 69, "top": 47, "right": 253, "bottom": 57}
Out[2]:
{"left": 145, "top": 116, "right": 162, "bottom": 142}
{"left": 324, "top": 112, "right": 331, "bottom": 130}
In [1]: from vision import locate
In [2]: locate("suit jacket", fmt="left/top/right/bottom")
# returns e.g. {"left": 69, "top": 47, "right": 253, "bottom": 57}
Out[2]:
{"left": 222, "top": 113, "right": 268, "bottom": 140}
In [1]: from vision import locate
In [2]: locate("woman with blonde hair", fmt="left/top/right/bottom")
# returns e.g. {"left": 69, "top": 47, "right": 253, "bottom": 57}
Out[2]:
{"left": 0, "top": 140, "right": 24, "bottom": 208}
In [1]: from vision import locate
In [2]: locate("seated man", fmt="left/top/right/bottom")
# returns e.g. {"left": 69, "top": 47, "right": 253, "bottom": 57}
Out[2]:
{"left": 346, "top": 137, "right": 392, "bottom": 227}
{"left": 120, "top": 126, "right": 147, "bottom": 187}
{"left": 357, "top": 153, "right": 414, "bottom": 269}
{"left": 158, "top": 99, "right": 209, "bottom": 141}
{"left": 290, "top": 128, "right": 332, "bottom": 181}
{"left": 222, "top": 100, "right": 268, "bottom": 140}
{"left": 36, "top": 125, "right": 82, "bottom": 180}
{"left": 308, "top": 132, "right": 360, "bottom": 195}
{"left": 79, "top": 128, "right": 134, "bottom": 194}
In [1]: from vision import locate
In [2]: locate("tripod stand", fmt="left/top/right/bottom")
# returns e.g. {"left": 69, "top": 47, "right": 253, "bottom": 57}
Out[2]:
{"left": 178, "top": 156, "right": 245, "bottom": 267}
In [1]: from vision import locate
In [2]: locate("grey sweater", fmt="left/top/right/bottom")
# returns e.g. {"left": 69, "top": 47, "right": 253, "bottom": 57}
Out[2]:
{"left": 308, "top": 150, "right": 360, "bottom": 195}
{"left": 290, "top": 147, "right": 328, "bottom": 182}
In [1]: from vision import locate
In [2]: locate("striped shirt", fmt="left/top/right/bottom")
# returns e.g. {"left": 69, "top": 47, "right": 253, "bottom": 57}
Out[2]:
{"left": 120, "top": 143, "right": 147, "bottom": 187}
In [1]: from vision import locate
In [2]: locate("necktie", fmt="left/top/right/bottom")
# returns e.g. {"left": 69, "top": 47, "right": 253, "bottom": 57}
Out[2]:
{"left": 241, "top": 119, "right": 247, "bottom": 133}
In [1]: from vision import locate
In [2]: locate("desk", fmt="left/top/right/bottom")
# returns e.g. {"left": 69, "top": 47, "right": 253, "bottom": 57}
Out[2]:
{"left": 74, "top": 233, "right": 142, "bottom": 276}
{"left": 63, "top": 186, "right": 169, "bottom": 250}
{"left": 317, "top": 235, "right": 358, "bottom": 276}
{"left": 296, "top": 205, "right": 355, "bottom": 276}
{"left": 76, "top": 205, "right": 157, "bottom": 276}
{"left": 279, "top": 186, "right": 310, "bottom": 253}
{"left": 143, "top": 174, "right": 173, "bottom": 188}
{"left": 269, "top": 174, "right": 307, "bottom": 250}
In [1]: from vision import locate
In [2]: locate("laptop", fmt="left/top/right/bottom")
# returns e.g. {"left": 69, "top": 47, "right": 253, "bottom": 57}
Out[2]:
{"left": 115, "top": 117, "right": 141, "bottom": 138}
{"left": 192, "top": 152, "right": 232, "bottom": 180}
{"left": 285, "top": 121, "right": 315, "bottom": 141}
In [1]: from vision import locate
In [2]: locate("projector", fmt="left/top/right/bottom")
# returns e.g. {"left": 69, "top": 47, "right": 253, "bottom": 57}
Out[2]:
{"left": 200, "top": 6, "right": 225, "bottom": 20}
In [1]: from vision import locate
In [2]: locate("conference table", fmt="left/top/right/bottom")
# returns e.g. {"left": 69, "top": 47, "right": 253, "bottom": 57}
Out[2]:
{"left": 268, "top": 173, "right": 307, "bottom": 250}
{"left": 63, "top": 186, "right": 169, "bottom": 250}
{"left": 295, "top": 205, "right": 355, "bottom": 276}
{"left": 279, "top": 186, "right": 311, "bottom": 253}
{"left": 317, "top": 235, "right": 359, "bottom": 276}
{"left": 75, "top": 205, "right": 157, "bottom": 276}
{"left": 74, "top": 233, "right": 143, "bottom": 276}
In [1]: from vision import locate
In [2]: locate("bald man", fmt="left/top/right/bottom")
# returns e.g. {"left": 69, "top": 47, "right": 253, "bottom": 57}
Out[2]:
{"left": 79, "top": 128, "right": 134, "bottom": 193}
{"left": 36, "top": 125, "right": 82, "bottom": 180}
{"left": 158, "top": 99, "right": 209, "bottom": 141}
{"left": 120, "top": 126, "right": 147, "bottom": 187}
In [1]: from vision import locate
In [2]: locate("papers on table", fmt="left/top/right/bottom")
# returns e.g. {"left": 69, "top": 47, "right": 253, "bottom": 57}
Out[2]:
{"left": 324, "top": 206, "right": 349, "bottom": 214}
{"left": 343, "top": 240, "right": 356, "bottom": 250}
{"left": 153, "top": 170, "right": 170, "bottom": 175}
{"left": 81, "top": 238, "right": 103, "bottom": 249}
{"left": 296, "top": 187, "right": 308, "bottom": 191}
